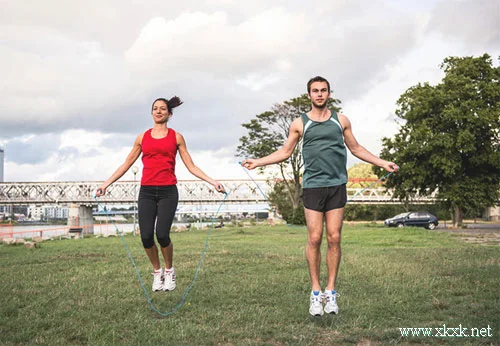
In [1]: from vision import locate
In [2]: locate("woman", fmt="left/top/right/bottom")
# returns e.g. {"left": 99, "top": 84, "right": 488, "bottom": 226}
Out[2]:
{"left": 96, "top": 96, "right": 226, "bottom": 292}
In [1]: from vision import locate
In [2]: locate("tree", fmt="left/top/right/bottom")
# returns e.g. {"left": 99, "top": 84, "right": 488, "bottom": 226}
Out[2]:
{"left": 346, "top": 163, "right": 383, "bottom": 188}
{"left": 377, "top": 54, "right": 500, "bottom": 227}
{"left": 267, "top": 180, "right": 306, "bottom": 225}
{"left": 237, "top": 94, "right": 341, "bottom": 222}
{"left": 348, "top": 163, "right": 378, "bottom": 179}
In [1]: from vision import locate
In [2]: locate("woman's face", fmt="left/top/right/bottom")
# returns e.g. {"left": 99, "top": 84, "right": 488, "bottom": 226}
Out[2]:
{"left": 151, "top": 100, "right": 170, "bottom": 124}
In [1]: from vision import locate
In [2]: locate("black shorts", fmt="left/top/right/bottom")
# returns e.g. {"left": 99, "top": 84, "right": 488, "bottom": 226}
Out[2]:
{"left": 302, "top": 184, "right": 347, "bottom": 212}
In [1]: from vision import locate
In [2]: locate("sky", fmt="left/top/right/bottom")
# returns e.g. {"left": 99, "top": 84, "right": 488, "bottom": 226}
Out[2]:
{"left": 1, "top": 0, "right": 499, "bottom": 183}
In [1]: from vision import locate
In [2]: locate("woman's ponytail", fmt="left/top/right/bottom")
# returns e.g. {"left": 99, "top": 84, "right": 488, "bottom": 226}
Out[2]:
{"left": 167, "top": 96, "right": 183, "bottom": 113}
{"left": 151, "top": 96, "right": 184, "bottom": 114}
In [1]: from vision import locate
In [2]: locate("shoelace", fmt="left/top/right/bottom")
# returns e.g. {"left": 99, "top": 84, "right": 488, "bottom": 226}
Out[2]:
{"left": 311, "top": 294, "right": 322, "bottom": 304}
{"left": 322, "top": 292, "right": 340, "bottom": 302}
{"left": 152, "top": 271, "right": 163, "bottom": 285}
{"left": 164, "top": 271, "right": 175, "bottom": 281}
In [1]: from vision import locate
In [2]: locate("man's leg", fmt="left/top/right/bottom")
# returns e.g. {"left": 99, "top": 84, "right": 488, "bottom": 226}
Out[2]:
{"left": 304, "top": 208, "right": 325, "bottom": 291}
{"left": 323, "top": 207, "right": 344, "bottom": 314}
{"left": 324, "top": 207, "right": 344, "bottom": 291}
{"left": 304, "top": 208, "right": 326, "bottom": 316}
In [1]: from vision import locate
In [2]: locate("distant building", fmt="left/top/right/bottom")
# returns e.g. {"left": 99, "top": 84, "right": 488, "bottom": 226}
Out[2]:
{"left": 0, "top": 147, "right": 4, "bottom": 182}
{"left": 44, "top": 206, "right": 69, "bottom": 220}
{"left": 27, "top": 205, "right": 45, "bottom": 221}
{"left": 27, "top": 205, "right": 69, "bottom": 221}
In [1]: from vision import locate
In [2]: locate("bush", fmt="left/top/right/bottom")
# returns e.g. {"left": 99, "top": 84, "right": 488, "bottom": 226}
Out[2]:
{"left": 268, "top": 181, "right": 306, "bottom": 225}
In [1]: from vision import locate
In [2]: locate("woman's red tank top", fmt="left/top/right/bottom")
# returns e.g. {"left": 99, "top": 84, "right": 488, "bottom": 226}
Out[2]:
{"left": 141, "top": 128, "right": 178, "bottom": 186}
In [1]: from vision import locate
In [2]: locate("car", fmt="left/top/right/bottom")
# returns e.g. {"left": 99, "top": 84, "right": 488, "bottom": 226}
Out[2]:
{"left": 384, "top": 211, "right": 439, "bottom": 230}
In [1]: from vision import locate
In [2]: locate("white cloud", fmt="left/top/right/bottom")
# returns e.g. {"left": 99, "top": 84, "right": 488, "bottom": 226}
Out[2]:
{"left": 427, "top": 0, "right": 500, "bottom": 48}
{"left": 125, "top": 8, "right": 307, "bottom": 82}
{"left": 0, "top": 29, "right": 139, "bottom": 130}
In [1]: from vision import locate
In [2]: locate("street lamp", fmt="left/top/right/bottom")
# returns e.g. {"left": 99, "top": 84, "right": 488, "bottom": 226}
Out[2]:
{"left": 132, "top": 166, "right": 139, "bottom": 236}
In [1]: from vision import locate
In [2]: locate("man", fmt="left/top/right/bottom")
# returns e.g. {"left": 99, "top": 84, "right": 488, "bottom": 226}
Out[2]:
{"left": 241, "top": 76, "right": 398, "bottom": 316}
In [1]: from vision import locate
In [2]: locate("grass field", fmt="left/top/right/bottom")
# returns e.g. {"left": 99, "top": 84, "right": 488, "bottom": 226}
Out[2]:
{"left": 1, "top": 224, "right": 498, "bottom": 345}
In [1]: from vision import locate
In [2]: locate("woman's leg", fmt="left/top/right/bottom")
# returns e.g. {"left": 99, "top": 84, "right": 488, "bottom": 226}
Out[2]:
{"left": 138, "top": 186, "right": 161, "bottom": 270}
{"left": 155, "top": 186, "right": 179, "bottom": 269}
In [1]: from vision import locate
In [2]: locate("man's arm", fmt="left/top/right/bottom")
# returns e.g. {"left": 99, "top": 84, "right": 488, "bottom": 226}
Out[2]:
{"left": 242, "top": 117, "right": 303, "bottom": 170}
{"left": 340, "top": 114, "right": 398, "bottom": 172}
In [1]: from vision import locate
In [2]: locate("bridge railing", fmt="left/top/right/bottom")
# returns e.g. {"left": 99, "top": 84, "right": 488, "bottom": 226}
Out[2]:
{"left": 0, "top": 180, "right": 273, "bottom": 205}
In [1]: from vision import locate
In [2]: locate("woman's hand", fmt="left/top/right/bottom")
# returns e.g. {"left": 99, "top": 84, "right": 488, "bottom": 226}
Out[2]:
{"left": 213, "top": 182, "right": 226, "bottom": 194}
{"left": 95, "top": 185, "right": 107, "bottom": 197}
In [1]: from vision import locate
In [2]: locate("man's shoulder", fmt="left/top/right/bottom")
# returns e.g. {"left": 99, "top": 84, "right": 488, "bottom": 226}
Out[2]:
{"left": 290, "top": 117, "right": 304, "bottom": 134}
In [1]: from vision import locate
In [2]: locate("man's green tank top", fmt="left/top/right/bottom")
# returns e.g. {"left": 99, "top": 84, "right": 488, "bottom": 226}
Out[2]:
{"left": 300, "top": 111, "right": 348, "bottom": 188}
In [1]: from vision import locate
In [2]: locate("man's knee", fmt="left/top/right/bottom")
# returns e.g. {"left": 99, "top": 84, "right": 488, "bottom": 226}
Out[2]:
{"left": 326, "top": 233, "right": 341, "bottom": 246}
{"left": 308, "top": 234, "right": 323, "bottom": 248}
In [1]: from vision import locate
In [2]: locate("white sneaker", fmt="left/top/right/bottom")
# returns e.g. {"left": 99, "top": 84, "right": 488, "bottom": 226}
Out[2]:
{"left": 163, "top": 268, "right": 176, "bottom": 291}
{"left": 152, "top": 268, "right": 164, "bottom": 292}
{"left": 323, "top": 290, "right": 339, "bottom": 314}
{"left": 309, "top": 291, "right": 324, "bottom": 316}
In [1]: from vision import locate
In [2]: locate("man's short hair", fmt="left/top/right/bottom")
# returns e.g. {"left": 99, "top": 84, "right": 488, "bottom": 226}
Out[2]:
{"left": 307, "top": 76, "right": 331, "bottom": 94}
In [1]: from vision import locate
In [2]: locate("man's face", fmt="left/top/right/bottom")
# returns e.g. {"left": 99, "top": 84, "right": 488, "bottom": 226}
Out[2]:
{"left": 308, "top": 81, "right": 330, "bottom": 108}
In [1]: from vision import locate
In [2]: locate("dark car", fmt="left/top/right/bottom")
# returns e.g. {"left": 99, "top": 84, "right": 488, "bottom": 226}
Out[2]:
{"left": 384, "top": 211, "right": 439, "bottom": 230}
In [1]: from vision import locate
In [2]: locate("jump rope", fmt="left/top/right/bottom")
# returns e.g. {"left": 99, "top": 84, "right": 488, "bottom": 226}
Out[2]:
{"left": 94, "top": 191, "right": 228, "bottom": 317}
{"left": 95, "top": 165, "right": 393, "bottom": 317}
{"left": 239, "top": 162, "right": 394, "bottom": 207}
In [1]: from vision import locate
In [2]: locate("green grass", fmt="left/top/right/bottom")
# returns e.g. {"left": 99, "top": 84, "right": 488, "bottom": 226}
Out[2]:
{"left": 1, "top": 225, "right": 498, "bottom": 345}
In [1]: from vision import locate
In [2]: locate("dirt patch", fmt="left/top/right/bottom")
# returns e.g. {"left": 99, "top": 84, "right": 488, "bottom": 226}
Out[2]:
{"left": 436, "top": 228, "right": 500, "bottom": 245}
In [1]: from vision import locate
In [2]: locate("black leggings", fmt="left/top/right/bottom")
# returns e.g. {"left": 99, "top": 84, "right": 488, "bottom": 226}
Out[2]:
{"left": 138, "top": 185, "right": 178, "bottom": 248}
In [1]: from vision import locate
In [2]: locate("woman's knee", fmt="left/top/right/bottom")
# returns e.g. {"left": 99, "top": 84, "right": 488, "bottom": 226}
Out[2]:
{"left": 156, "top": 234, "right": 171, "bottom": 248}
{"left": 141, "top": 236, "right": 155, "bottom": 249}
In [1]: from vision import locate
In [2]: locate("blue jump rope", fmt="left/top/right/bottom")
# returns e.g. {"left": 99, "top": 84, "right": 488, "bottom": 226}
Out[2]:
{"left": 94, "top": 191, "right": 228, "bottom": 317}
{"left": 239, "top": 162, "right": 394, "bottom": 207}
{"left": 95, "top": 164, "right": 392, "bottom": 317}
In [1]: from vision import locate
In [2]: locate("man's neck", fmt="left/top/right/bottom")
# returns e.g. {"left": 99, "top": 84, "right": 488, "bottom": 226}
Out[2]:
{"left": 308, "top": 105, "right": 330, "bottom": 120}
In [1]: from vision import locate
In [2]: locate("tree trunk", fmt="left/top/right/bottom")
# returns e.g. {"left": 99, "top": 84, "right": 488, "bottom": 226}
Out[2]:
{"left": 294, "top": 178, "right": 301, "bottom": 210}
{"left": 280, "top": 165, "right": 298, "bottom": 209}
{"left": 451, "top": 204, "right": 463, "bottom": 228}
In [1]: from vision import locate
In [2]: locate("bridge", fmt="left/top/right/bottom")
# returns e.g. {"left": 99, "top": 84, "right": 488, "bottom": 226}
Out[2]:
{"left": 0, "top": 179, "right": 437, "bottom": 205}
{"left": 0, "top": 179, "right": 441, "bottom": 233}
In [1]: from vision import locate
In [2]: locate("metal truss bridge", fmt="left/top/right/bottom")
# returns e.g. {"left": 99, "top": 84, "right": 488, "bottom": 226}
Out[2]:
{"left": 0, "top": 179, "right": 437, "bottom": 206}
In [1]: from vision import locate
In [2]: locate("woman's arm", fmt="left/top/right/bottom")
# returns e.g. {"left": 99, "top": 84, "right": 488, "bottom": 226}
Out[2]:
{"left": 177, "top": 132, "right": 226, "bottom": 193}
{"left": 96, "top": 133, "right": 143, "bottom": 196}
